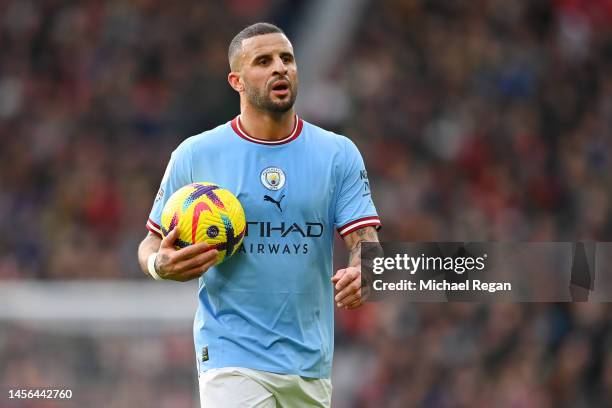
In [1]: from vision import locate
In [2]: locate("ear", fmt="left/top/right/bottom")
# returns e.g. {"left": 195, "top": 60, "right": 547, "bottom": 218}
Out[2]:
{"left": 228, "top": 72, "right": 243, "bottom": 92}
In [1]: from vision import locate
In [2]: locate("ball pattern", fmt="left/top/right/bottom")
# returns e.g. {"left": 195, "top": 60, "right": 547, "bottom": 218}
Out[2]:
{"left": 160, "top": 182, "right": 246, "bottom": 264}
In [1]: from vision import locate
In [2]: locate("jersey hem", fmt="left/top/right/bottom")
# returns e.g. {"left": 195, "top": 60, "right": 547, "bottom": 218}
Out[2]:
{"left": 199, "top": 361, "right": 331, "bottom": 380}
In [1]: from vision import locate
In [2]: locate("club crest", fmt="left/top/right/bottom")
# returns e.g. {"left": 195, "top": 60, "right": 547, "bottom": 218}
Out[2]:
{"left": 260, "top": 167, "right": 286, "bottom": 190}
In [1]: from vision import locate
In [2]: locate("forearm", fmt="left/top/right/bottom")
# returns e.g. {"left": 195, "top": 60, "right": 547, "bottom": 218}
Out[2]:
{"left": 332, "top": 226, "right": 381, "bottom": 308}
{"left": 137, "top": 233, "right": 162, "bottom": 276}
{"left": 344, "top": 227, "right": 380, "bottom": 286}
{"left": 345, "top": 227, "right": 379, "bottom": 266}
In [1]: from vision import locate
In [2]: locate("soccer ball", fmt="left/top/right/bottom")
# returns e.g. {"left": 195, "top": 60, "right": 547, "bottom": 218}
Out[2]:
{"left": 161, "top": 182, "right": 246, "bottom": 264}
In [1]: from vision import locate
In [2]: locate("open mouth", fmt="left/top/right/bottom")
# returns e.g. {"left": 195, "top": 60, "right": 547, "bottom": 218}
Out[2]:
{"left": 271, "top": 80, "right": 290, "bottom": 95}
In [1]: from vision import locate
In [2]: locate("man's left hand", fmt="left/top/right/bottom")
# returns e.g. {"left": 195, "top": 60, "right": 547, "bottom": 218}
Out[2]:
{"left": 332, "top": 266, "right": 366, "bottom": 310}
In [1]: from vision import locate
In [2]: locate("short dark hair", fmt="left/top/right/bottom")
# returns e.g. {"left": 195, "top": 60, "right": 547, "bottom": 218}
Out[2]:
{"left": 228, "top": 22, "right": 285, "bottom": 71}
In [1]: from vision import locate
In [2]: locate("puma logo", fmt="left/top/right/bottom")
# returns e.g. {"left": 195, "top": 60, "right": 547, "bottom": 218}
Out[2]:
{"left": 264, "top": 194, "right": 285, "bottom": 212}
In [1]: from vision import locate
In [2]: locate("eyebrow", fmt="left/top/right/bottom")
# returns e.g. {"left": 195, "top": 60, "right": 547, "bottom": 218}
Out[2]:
{"left": 251, "top": 53, "right": 271, "bottom": 63}
{"left": 251, "top": 51, "right": 294, "bottom": 63}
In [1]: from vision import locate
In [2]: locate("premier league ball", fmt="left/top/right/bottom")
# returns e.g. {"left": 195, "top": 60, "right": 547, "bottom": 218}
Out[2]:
{"left": 161, "top": 182, "right": 246, "bottom": 264}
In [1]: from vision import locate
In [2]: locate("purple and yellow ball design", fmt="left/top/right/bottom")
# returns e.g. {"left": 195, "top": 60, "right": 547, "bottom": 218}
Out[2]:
{"left": 161, "top": 182, "right": 246, "bottom": 264}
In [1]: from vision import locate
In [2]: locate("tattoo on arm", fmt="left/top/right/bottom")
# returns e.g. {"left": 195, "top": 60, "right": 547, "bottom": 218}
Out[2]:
{"left": 348, "top": 246, "right": 361, "bottom": 268}
{"left": 345, "top": 227, "right": 379, "bottom": 268}
{"left": 343, "top": 227, "right": 380, "bottom": 290}
{"left": 356, "top": 228, "right": 370, "bottom": 238}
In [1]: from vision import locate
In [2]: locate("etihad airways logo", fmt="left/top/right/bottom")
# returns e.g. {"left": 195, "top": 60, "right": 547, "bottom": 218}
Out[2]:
{"left": 238, "top": 221, "right": 324, "bottom": 255}
{"left": 245, "top": 221, "right": 323, "bottom": 238}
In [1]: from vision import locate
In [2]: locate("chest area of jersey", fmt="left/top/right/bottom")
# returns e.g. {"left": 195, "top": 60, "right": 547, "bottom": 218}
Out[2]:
{"left": 192, "top": 151, "right": 335, "bottom": 227}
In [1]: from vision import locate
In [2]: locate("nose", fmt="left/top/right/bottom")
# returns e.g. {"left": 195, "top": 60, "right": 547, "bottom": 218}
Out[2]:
{"left": 272, "top": 56, "right": 288, "bottom": 75}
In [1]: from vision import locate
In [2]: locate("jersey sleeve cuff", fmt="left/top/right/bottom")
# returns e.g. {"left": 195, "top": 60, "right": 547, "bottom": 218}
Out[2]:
{"left": 337, "top": 216, "right": 381, "bottom": 237}
{"left": 146, "top": 218, "right": 162, "bottom": 238}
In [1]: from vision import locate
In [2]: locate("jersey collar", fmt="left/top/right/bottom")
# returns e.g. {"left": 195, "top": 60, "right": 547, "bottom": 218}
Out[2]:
{"left": 231, "top": 114, "right": 303, "bottom": 145}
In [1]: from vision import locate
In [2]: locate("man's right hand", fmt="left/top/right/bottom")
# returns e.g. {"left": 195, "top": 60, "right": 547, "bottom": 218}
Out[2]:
{"left": 154, "top": 228, "right": 219, "bottom": 281}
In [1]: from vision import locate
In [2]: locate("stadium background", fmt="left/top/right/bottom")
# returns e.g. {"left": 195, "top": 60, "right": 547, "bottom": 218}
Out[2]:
{"left": 1, "top": 0, "right": 612, "bottom": 406}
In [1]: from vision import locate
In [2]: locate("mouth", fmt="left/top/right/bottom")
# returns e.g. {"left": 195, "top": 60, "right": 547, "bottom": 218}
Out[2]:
{"left": 270, "top": 79, "right": 290, "bottom": 97}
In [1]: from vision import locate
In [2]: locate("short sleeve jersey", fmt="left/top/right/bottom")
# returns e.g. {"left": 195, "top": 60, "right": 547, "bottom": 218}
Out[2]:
{"left": 147, "top": 116, "right": 380, "bottom": 378}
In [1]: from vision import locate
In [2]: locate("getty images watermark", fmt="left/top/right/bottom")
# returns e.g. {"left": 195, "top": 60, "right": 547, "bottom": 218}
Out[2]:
{"left": 370, "top": 252, "right": 509, "bottom": 293}
{"left": 361, "top": 242, "right": 612, "bottom": 302}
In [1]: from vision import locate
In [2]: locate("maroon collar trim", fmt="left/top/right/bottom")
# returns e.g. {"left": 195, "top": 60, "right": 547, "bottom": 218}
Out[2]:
{"left": 231, "top": 115, "right": 303, "bottom": 145}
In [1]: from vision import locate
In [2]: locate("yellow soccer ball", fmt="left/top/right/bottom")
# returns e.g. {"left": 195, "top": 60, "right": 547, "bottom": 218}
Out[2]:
{"left": 161, "top": 182, "right": 246, "bottom": 264}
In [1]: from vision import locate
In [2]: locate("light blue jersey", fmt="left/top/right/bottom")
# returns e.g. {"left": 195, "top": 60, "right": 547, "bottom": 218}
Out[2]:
{"left": 147, "top": 115, "right": 380, "bottom": 378}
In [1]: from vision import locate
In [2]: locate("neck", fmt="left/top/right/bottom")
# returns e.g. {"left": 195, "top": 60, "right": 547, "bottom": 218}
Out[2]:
{"left": 239, "top": 103, "right": 296, "bottom": 141}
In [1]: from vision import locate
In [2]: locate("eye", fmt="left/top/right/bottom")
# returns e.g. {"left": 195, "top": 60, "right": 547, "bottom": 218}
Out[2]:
{"left": 258, "top": 58, "right": 269, "bottom": 66}
{"left": 282, "top": 55, "right": 292, "bottom": 63}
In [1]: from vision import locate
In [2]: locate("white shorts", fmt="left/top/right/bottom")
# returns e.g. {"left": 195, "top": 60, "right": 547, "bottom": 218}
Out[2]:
{"left": 198, "top": 367, "right": 332, "bottom": 408}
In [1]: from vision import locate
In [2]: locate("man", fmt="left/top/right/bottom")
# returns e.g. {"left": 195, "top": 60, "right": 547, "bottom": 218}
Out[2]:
{"left": 137, "top": 22, "right": 381, "bottom": 407}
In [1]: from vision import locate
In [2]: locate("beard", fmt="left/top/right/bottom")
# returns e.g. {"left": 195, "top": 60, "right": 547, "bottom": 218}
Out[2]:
{"left": 244, "top": 78, "right": 298, "bottom": 113}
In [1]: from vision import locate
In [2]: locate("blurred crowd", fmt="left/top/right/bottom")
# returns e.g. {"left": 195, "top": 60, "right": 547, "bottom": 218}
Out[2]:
{"left": 335, "top": 302, "right": 612, "bottom": 408}
{"left": 327, "top": 1, "right": 612, "bottom": 406}
{"left": 0, "top": 323, "right": 197, "bottom": 408}
{"left": 2, "top": 0, "right": 612, "bottom": 407}
{"left": 316, "top": 0, "right": 612, "bottom": 244}
{"left": 0, "top": 0, "right": 304, "bottom": 279}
